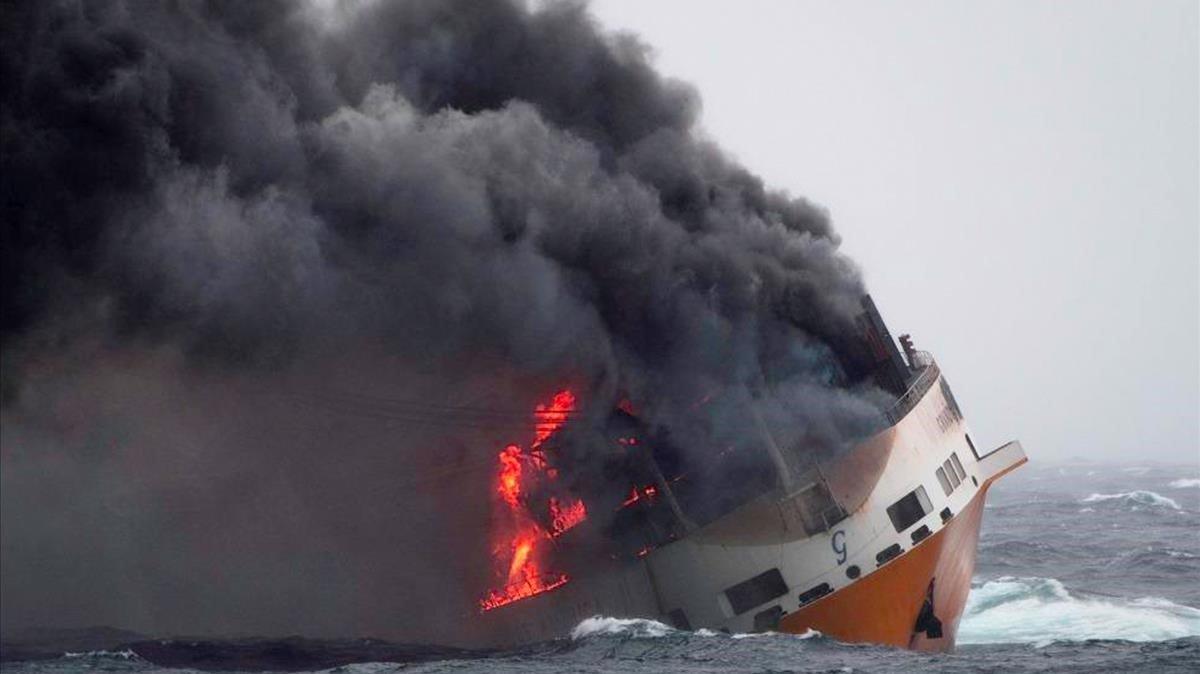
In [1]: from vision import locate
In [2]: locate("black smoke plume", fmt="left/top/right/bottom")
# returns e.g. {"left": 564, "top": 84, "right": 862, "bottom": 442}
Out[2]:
{"left": 1, "top": 0, "right": 888, "bottom": 643}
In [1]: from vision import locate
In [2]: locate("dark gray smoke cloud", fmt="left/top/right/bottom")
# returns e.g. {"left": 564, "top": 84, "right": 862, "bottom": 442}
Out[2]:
{"left": 1, "top": 0, "right": 886, "bottom": 642}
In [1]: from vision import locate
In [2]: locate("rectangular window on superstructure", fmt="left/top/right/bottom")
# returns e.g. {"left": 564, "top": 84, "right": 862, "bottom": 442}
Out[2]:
{"left": 723, "top": 568, "right": 789, "bottom": 615}
{"left": 943, "top": 459, "right": 961, "bottom": 488}
{"left": 950, "top": 452, "right": 966, "bottom": 482}
{"left": 887, "top": 486, "right": 933, "bottom": 533}
{"left": 936, "top": 466, "right": 953, "bottom": 496}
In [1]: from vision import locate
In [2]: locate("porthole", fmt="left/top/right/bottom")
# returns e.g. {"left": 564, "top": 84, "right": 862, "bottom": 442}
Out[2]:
{"left": 845, "top": 564, "right": 861, "bottom": 579}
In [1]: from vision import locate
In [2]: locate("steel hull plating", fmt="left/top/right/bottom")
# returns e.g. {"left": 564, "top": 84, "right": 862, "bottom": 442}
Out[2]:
{"left": 779, "top": 483, "right": 989, "bottom": 650}
{"left": 477, "top": 363, "right": 1026, "bottom": 652}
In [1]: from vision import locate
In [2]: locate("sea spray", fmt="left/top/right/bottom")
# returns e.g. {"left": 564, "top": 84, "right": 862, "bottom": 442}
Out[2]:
{"left": 1080, "top": 491, "right": 1181, "bottom": 509}
{"left": 958, "top": 577, "right": 1200, "bottom": 646}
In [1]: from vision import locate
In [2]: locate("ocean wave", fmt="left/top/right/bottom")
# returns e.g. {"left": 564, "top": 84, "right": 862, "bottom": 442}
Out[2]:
{"left": 1169, "top": 478, "right": 1200, "bottom": 489}
{"left": 958, "top": 576, "right": 1200, "bottom": 646}
{"left": 1080, "top": 490, "right": 1181, "bottom": 509}
{"left": 568, "top": 616, "right": 821, "bottom": 642}
{"left": 313, "top": 663, "right": 404, "bottom": 674}
{"left": 1101, "top": 546, "right": 1200, "bottom": 575}
{"left": 570, "top": 616, "right": 676, "bottom": 640}
{"left": 731, "top": 628, "right": 820, "bottom": 640}
{"left": 62, "top": 649, "right": 140, "bottom": 660}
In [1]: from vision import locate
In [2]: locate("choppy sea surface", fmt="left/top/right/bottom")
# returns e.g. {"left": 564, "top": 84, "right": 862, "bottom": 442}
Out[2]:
{"left": 4, "top": 462, "right": 1199, "bottom": 673}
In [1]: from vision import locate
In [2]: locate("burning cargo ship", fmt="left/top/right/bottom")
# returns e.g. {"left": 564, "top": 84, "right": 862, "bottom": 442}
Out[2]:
{"left": 474, "top": 296, "right": 1026, "bottom": 652}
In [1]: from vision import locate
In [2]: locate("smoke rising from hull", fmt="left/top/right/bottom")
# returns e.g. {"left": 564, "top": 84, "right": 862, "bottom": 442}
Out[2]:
{"left": 1, "top": 0, "right": 887, "bottom": 641}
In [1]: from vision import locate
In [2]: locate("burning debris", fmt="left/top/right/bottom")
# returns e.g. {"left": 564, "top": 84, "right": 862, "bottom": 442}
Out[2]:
{"left": 548, "top": 498, "right": 587, "bottom": 536}
{"left": 480, "top": 390, "right": 586, "bottom": 612}
{"left": 620, "top": 485, "right": 659, "bottom": 509}
{"left": 1, "top": 0, "right": 896, "bottom": 640}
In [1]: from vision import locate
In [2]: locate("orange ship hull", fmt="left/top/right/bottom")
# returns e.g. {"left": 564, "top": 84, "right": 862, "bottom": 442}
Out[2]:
{"left": 777, "top": 453, "right": 1026, "bottom": 652}
{"left": 472, "top": 332, "right": 1027, "bottom": 652}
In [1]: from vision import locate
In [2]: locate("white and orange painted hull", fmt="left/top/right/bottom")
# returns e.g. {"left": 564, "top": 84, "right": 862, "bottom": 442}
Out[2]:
{"left": 781, "top": 479, "right": 994, "bottom": 650}
{"left": 477, "top": 364, "right": 1027, "bottom": 652}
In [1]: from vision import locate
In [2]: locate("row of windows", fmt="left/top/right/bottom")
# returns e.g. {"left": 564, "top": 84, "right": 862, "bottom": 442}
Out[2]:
{"left": 711, "top": 449, "right": 975, "bottom": 627}
{"left": 715, "top": 569, "right": 838, "bottom": 632}
{"left": 935, "top": 452, "right": 967, "bottom": 496}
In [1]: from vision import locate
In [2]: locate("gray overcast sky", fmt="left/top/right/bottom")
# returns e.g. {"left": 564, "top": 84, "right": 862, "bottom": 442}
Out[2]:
{"left": 589, "top": 0, "right": 1199, "bottom": 464}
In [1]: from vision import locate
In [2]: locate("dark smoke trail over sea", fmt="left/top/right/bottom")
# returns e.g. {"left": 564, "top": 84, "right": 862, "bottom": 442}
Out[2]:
{"left": 1, "top": 0, "right": 887, "bottom": 643}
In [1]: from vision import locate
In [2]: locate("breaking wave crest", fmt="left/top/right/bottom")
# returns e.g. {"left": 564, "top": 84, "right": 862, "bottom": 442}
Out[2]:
{"left": 958, "top": 577, "right": 1200, "bottom": 646}
{"left": 570, "top": 579, "right": 1200, "bottom": 649}
{"left": 1169, "top": 478, "right": 1200, "bottom": 489}
{"left": 570, "top": 617, "right": 676, "bottom": 640}
{"left": 1080, "top": 490, "right": 1181, "bottom": 509}
{"left": 569, "top": 616, "right": 821, "bottom": 642}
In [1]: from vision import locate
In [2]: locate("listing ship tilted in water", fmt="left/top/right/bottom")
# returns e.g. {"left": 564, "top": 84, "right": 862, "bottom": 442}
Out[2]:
{"left": 473, "top": 295, "right": 1026, "bottom": 652}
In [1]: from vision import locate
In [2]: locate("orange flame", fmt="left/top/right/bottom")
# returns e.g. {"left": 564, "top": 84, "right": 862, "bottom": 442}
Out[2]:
{"left": 506, "top": 531, "right": 538, "bottom": 582}
{"left": 533, "top": 390, "right": 576, "bottom": 447}
{"left": 548, "top": 496, "right": 587, "bottom": 536}
{"left": 479, "top": 572, "right": 570, "bottom": 612}
{"left": 497, "top": 444, "right": 523, "bottom": 508}
{"left": 620, "top": 484, "right": 659, "bottom": 508}
{"left": 480, "top": 389, "right": 585, "bottom": 612}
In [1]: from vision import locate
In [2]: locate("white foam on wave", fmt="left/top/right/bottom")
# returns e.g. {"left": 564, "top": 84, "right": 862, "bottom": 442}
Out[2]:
{"left": 958, "top": 577, "right": 1200, "bottom": 646}
{"left": 316, "top": 663, "right": 408, "bottom": 674}
{"left": 1080, "top": 490, "right": 1180, "bottom": 509}
{"left": 63, "top": 650, "right": 140, "bottom": 660}
{"left": 730, "top": 628, "right": 820, "bottom": 640}
{"left": 1169, "top": 478, "right": 1200, "bottom": 489}
{"left": 569, "top": 616, "right": 822, "bottom": 642}
{"left": 570, "top": 616, "right": 675, "bottom": 640}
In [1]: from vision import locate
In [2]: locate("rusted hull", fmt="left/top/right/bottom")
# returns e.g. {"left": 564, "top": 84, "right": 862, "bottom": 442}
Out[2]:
{"left": 778, "top": 485, "right": 990, "bottom": 652}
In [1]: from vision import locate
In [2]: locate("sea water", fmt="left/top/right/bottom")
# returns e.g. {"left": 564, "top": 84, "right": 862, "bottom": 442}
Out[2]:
{"left": 4, "top": 462, "right": 1198, "bottom": 673}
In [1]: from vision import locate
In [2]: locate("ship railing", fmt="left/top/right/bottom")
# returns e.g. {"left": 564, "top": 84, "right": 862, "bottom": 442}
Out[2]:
{"left": 763, "top": 353, "right": 939, "bottom": 538}
{"left": 479, "top": 573, "right": 570, "bottom": 612}
{"left": 885, "top": 354, "right": 940, "bottom": 426}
